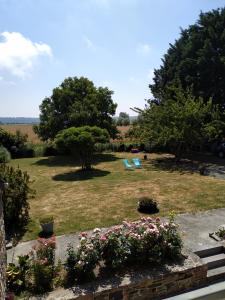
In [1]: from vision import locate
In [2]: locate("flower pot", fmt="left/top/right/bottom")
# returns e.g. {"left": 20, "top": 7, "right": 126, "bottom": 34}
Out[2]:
{"left": 41, "top": 221, "right": 54, "bottom": 234}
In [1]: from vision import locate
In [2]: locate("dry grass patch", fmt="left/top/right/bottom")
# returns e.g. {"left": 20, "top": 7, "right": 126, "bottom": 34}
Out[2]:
{"left": 1, "top": 124, "right": 41, "bottom": 144}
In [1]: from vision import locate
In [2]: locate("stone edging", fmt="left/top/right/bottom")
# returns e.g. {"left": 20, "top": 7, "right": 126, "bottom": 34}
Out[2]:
{"left": 27, "top": 248, "right": 207, "bottom": 300}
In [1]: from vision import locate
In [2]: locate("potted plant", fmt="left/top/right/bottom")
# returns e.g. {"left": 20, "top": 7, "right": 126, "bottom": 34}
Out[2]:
{"left": 39, "top": 215, "right": 54, "bottom": 234}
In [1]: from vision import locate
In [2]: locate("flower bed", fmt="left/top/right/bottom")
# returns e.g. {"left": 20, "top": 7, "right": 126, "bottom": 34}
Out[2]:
{"left": 66, "top": 214, "right": 182, "bottom": 283}
{"left": 6, "top": 215, "right": 182, "bottom": 297}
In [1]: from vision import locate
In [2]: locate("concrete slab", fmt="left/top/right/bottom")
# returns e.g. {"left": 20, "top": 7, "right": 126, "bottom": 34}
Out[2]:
{"left": 176, "top": 208, "right": 225, "bottom": 252}
{"left": 7, "top": 208, "right": 225, "bottom": 263}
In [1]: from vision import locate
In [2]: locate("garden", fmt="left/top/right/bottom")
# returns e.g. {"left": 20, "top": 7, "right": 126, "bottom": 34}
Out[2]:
{"left": 2, "top": 7, "right": 225, "bottom": 297}
{"left": 6, "top": 215, "right": 183, "bottom": 297}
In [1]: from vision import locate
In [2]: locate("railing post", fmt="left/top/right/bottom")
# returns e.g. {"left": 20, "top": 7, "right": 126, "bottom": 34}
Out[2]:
{"left": 0, "top": 180, "right": 7, "bottom": 299}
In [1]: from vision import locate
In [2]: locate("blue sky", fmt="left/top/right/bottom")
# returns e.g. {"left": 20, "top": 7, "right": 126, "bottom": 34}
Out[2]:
{"left": 0, "top": 0, "right": 225, "bottom": 117}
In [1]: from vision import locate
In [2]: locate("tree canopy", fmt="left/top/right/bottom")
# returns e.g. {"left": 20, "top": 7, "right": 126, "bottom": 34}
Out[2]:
{"left": 150, "top": 8, "right": 225, "bottom": 111}
{"left": 55, "top": 126, "right": 109, "bottom": 170}
{"left": 133, "top": 88, "right": 225, "bottom": 160}
{"left": 34, "top": 77, "right": 117, "bottom": 141}
{"left": 117, "top": 112, "right": 130, "bottom": 126}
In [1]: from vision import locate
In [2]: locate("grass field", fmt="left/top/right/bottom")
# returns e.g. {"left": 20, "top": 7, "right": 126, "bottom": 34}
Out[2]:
{"left": 1, "top": 124, "right": 131, "bottom": 144}
{"left": 1, "top": 124, "right": 41, "bottom": 144}
{"left": 9, "top": 152, "right": 225, "bottom": 241}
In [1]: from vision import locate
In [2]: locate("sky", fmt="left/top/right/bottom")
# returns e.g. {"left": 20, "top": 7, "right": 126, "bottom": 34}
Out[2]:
{"left": 0, "top": 0, "right": 225, "bottom": 117}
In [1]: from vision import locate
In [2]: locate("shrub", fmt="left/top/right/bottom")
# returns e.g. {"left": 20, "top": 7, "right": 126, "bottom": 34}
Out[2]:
{"left": 66, "top": 235, "right": 99, "bottom": 283}
{"left": 66, "top": 216, "right": 182, "bottom": 282}
{"left": 0, "top": 128, "right": 28, "bottom": 158}
{"left": 25, "top": 236, "right": 56, "bottom": 294}
{"left": 0, "top": 146, "right": 11, "bottom": 163}
{"left": 10, "top": 144, "right": 35, "bottom": 158}
{"left": 137, "top": 197, "right": 159, "bottom": 214}
{"left": 6, "top": 255, "right": 30, "bottom": 294}
{"left": 43, "top": 143, "right": 58, "bottom": 156}
{"left": 0, "top": 164, "right": 34, "bottom": 232}
{"left": 215, "top": 225, "right": 225, "bottom": 240}
{"left": 55, "top": 126, "right": 109, "bottom": 170}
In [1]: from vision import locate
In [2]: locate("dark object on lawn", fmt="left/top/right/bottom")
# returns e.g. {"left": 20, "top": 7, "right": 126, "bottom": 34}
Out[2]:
{"left": 137, "top": 197, "right": 159, "bottom": 214}
{"left": 131, "top": 148, "right": 139, "bottom": 153}
{"left": 39, "top": 215, "right": 54, "bottom": 235}
{"left": 199, "top": 166, "right": 206, "bottom": 175}
{"left": 144, "top": 154, "right": 147, "bottom": 160}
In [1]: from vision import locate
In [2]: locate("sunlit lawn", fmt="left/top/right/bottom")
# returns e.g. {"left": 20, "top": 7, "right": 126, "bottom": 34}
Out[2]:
{"left": 10, "top": 152, "right": 225, "bottom": 241}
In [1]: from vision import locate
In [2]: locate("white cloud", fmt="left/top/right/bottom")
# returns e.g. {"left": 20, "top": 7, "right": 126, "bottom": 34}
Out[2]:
{"left": 0, "top": 31, "right": 52, "bottom": 78}
{"left": 82, "top": 35, "right": 96, "bottom": 51}
{"left": 137, "top": 43, "right": 151, "bottom": 55}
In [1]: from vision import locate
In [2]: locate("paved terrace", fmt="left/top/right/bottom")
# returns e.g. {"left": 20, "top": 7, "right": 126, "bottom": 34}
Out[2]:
{"left": 7, "top": 208, "right": 225, "bottom": 263}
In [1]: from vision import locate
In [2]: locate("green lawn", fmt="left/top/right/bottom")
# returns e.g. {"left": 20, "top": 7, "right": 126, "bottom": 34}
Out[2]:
{"left": 10, "top": 152, "right": 225, "bottom": 241}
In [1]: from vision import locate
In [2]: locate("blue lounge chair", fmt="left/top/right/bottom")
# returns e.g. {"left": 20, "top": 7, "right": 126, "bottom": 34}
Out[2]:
{"left": 123, "top": 159, "right": 134, "bottom": 170}
{"left": 132, "top": 158, "right": 142, "bottom": 168}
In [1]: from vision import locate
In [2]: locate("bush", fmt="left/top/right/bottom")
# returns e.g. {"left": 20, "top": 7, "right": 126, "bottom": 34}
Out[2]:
{"left": 10, "top": 144, "right": 35, "bottom": 158}
{"left": 55, "top": 126, "right": 109, "bottom": 170}
{"left": 0, "top": 146, "right": 11, "bottom": 163}
{"left": 6, "top": 255, "right": 30, "bottom": 294}
{"left": 0, "top": 164, "right": 34, "bottom": 232}
{"left": 7, "top": 236, "right": 56, "bottom": 295}
{"left": 0, "top": 128, "right": 28, "bottom": 158}
{"left": 66, "top": 216, "right": 182, "bottom": 281}
{"left": 137, "top": 197, "right": 159, "bottom": 214}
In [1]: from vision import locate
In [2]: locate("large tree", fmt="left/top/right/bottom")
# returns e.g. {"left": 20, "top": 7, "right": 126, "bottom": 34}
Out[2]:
{"left": 133, "top": 88, "right": 225, "bottom": 160}
{"left": 117, "top": 112, "right": 130, "bottom": 126}
{"left": 150, "top": 8, "right": 225, "bottom": 111}
{"left": 34, "top": 77, "right": 117, "bottom": 140}
{"left": 55, "top": 126, "right": 109, "bottom": 170}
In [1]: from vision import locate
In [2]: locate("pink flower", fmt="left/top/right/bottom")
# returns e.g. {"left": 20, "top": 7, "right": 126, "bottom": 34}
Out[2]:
{"left": 147, "top": 217, "right": 153, "bottom": 222}
{"left": 100, "top": 235, "right": 107, "bottom": 241}
{"left": 156, "top": 217, "right": 160, "bottom": 222}
{"left": 80, "top": 232, "right": 88, "bottom": 237}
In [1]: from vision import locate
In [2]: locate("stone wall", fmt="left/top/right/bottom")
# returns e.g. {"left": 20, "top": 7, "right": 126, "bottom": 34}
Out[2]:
{"left": 32, "top": 249, "right": 207, "bottom": 300}
{"left": 0, "top": 183, "right": 6, "bottom": 300}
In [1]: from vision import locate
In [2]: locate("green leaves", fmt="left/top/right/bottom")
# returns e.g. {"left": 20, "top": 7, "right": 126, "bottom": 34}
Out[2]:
{"left": 150, "top": 8, "right": 225, "bottom": 112}
{"left": 135, "top": 88, "right": 225, "bottom": 159}
{"left": 35, "top": 77, "right": 117, "bottom": 141}
{"left": 55, "top": 126, "right": 109, "bottom": 170}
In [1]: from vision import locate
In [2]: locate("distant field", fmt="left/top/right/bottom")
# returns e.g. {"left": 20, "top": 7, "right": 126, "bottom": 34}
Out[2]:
{"left": 1, "top": 124, "right": 41, "bottom": 144}
{"left": 1, "top": 124, "right": 132, "bottom": 144}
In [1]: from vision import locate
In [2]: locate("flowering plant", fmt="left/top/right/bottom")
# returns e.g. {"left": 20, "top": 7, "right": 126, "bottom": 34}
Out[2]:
{"left": 66, "top": 215, "right": 182, "bottom": 282}
{"left": 26, "top": 236, "right": 56, "bottom": 293}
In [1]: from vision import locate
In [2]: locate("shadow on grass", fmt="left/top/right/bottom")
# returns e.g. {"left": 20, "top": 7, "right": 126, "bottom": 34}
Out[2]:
{"left": 147, "top": 157, "right": 200, "bottom": 174}
{"left": 33, "top": 153, "right": 120, "bottom": 167}
{"left": 146, "top": 152, "right": 225, "bottom": 174}
{"left": 52, "top": 168, "right": 110, "bottom": 181}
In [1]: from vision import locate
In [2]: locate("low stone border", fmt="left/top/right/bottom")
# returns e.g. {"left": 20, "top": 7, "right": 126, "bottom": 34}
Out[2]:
{"left": 27, "top": 248, "right": 207, "bottom": 300}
